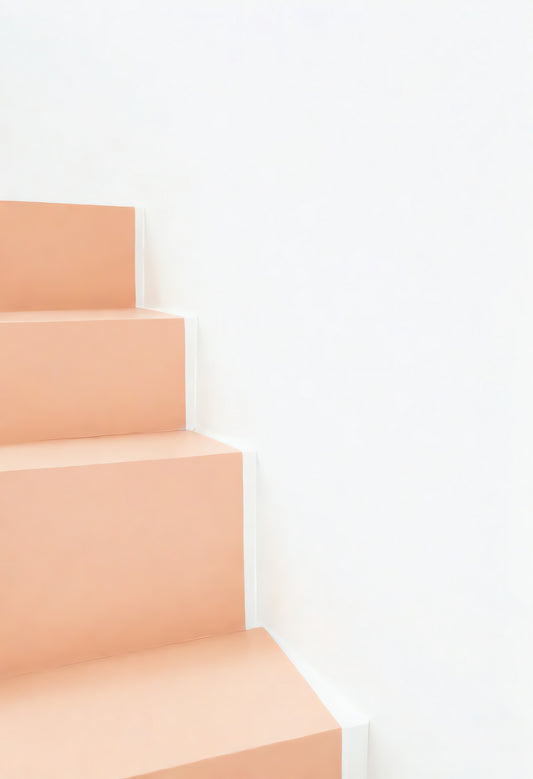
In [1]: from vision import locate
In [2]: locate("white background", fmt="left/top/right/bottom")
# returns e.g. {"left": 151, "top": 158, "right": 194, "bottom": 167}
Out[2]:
{"left": 1, "top": 2, "right": 531, "bottom": 776}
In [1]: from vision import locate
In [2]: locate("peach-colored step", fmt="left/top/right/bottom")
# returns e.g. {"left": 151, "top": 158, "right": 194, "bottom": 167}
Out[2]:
{"left": 0, "top": 200, "right": 135, "bottom": 311}
{"left": 0, "top": 629, "right": 341, "bottom": 779}
{"left": 0, "top": 431, "right": 244, "bottom": 679}
{"left": 0, "top": 308, "right": 185, "bottom": 444}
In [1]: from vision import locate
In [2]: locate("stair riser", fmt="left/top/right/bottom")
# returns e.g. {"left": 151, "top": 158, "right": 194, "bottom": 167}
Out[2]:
{"left": 137, "top": 732, "right": 342, "bottom": 778}
{"left": 0, "top": 452, "right": 244, "bottom": 679}
{"left": 0, "top": 201, "right": 135, "bottom": 311}
{"left": 0, "top": 317, "right": 185, "bottom": 444}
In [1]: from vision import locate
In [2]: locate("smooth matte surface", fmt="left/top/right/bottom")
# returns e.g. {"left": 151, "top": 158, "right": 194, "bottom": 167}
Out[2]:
{"left": 141, "top": 733, "right": 341, "bottom": 778}
{"left": 0, "top": 629, "right": 341, "bottom": 779}
{"left": 2, "top": 6, "right": 530, "bottom": 777}
{"left": 0, "top": 201, "right": 135, "bottom": 310}
{"left": 0, "top": 429, "right": 235, "bottom": 471}
{"left": 0, "top": 432, "right": 244, "bottom": 678}
{"left": 0, "top": 308, "right": 185, "bottom": 443}
{"left": 0, "top": 308, "right": 172, "bottom": 322}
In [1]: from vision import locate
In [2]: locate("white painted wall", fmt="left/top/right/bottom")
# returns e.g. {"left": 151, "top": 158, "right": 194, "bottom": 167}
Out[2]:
{"left": 1, "top": 2, "right": 531, "bottom": 776}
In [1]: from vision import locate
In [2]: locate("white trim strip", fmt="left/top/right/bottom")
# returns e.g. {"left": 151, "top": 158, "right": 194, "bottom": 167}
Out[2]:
{"left": 142, "top": 305, "right": 197, "bottom": 433}
{"left": 137, "top": 231, "right": 362, "bottom": 773}
{"left": 266, "top": 628, "right": 369, "bottom": 778}
{"left": 184, "top": 316, "right": 198, "bottom": 432}
{"left": 134, "top": 207, "right": 145, "bottom": 307}
{"left": 242, "top": 450, "right": 257, "bottom": 629}
{"left": 196, "top": 432, "right": 258, "bottom": 630}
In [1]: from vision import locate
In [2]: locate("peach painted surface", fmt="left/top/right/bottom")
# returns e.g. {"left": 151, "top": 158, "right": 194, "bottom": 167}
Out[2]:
{"left": 0, "top": 429, "right": 234, "bottom": 471}
{"left": 0, "top": 309, "right": 185, "bottom": 443}
{"left": 0, "top": 629, "right": 341, "bottom": 779}
{"left": 0, "top": 201, "right": 135, "bottom": 310}
{"left": 0, "top": 432, "right": 244, "bottom": 678}
{"left": 146, "top": 732, "right": 342, "bottom": 779}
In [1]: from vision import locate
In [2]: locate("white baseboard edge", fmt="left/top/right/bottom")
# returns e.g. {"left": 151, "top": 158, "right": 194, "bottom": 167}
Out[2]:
{"left": 136, "top": 259, "right": 362, "bottom": 773}
{"left": 135, "top": 207, "right": 196, "bottom": 431}
{"left": 142, "top": 304, "right": 198, "bottom": 433}
{"left": 195, "top": 432, "right": 258, "bottom": 630}
{"left": 137, "top": 247, "right": 359, "bottom": 772}
{"left": 242, "top": 450, "right": 257, "bottom": 629}
{"left": 184, "top": 315, "right": 198, "bottom": 431}
{"left": 186, "top": 432, "right": 366, "bottom": 777}
{"left": 134, "top": 206, "right": 145, "bottom": 308}
{"left": 266, "top": 627, "right": 369, "bottom": 779}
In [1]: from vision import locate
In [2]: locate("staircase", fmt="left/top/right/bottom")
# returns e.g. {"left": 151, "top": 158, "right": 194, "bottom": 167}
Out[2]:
{"left": 0, "top": 200, "right": 366, "bottom": 778}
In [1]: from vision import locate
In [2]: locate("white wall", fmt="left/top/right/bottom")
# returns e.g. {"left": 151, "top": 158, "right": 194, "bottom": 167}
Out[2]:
{"left": 1, "top": 2, "right": 531, "bottom": 776}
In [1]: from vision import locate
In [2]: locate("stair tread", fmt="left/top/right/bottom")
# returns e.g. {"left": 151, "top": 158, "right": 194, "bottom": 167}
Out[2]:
{"left": 0, "top": 628, "right": 339, "bottom": 779}
{"left": 0, "top": 307, "right": 177, "bottom": 323}
{"left": 0, "top": 308, "right": 186, "bottom": 444}
{"left": 0, "top": 431, "right": 244, "bottom": 678}
{"left": 0, "top": 430, "right": 237, "bottom": 472}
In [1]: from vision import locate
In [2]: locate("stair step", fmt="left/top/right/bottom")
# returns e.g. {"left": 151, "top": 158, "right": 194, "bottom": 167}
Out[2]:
{"left": 0, "top": 200, "right": 135, "bottom": 311}
{"left": 0, "top": 629, "right": 340, "bottom": 779}
{"left": 0, "top": 431, "right": 245, "bottom": 679}
{"left": 0, "top": 308, "right": 185, "bottom": 444}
